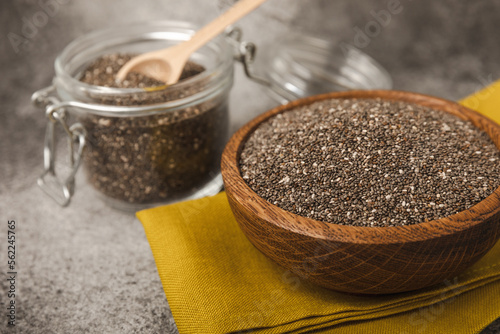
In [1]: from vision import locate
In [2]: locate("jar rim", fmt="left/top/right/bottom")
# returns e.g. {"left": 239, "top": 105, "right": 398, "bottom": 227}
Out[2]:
{"left": 53, "top": 20, "right": 234, "bottom": 114}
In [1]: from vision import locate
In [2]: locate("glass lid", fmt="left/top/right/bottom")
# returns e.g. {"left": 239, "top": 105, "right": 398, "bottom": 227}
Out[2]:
{"left": 260, "top": 33, "right": 393, "bottom": 104}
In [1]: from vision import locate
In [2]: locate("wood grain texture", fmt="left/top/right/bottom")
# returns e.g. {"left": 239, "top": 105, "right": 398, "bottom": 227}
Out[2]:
{"left": 221, "top": 90, "right": 500, "bottom": 294}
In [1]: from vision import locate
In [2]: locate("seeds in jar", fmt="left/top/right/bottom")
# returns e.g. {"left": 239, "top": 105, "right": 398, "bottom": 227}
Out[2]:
{"left": 239, "top": 98, "right": 500, "bottom": 227}
{"left": 78, "top": 53, "right": 228, "bottom": 205}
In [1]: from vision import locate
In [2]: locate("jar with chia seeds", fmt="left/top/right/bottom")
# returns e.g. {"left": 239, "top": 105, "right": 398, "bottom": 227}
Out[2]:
{"left": 32, "top": 20, "right": 391, "bottom": 211}
{"left": 32, "top": 21, "right": 233, "bottom": 211}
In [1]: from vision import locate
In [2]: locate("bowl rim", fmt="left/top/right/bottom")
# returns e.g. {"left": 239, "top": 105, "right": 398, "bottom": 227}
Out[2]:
{"left": 221, "top": 90, "right": 500, "bottom": 245}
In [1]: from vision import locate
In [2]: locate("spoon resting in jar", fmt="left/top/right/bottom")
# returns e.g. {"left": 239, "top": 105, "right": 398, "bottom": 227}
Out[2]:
{"left": 116, "top": 0, "right": 268, "bottom": 85}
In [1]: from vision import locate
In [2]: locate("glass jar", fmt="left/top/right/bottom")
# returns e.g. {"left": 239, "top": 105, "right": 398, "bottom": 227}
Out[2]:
{"left": 32, "top": 21, "right": 233, "bottom": 211}
{"left": 32, "top": 20, "right": 392, "bottom": 211}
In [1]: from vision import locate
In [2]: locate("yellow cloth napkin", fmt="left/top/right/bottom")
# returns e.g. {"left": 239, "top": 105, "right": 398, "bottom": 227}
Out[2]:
{"left": 460, "top": 79, "right": 500, "bottom": 125}
{"left": 137, "top": 85, "right": 500, "bottom": 334}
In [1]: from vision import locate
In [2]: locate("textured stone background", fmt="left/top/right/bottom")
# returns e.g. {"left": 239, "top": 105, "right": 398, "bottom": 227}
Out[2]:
{"left": 1, "top": 0, "right": 499, "bottom": 333}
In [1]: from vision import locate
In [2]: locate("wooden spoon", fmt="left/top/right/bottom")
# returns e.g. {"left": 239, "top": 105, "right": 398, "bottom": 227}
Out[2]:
{"left": 116, "top": 0, "right": 268, "bottom": 85}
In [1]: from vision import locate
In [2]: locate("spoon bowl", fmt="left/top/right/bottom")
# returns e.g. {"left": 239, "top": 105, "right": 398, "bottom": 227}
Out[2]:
{"left": 116, "top": 0, "right": 268, "bottom": 85}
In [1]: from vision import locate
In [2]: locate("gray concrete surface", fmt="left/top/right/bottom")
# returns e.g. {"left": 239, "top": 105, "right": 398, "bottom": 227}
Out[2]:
{"left": 1, "top": 0, "right": 500, "bottom": 333}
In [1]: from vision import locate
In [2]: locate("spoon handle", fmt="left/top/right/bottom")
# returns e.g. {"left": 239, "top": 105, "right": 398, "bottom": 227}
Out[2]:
{"left": 183, "top": 0, "right": 268, "bottom": 54}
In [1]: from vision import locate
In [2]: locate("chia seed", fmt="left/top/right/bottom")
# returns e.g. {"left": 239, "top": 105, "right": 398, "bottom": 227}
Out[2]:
{"left": 239, "top": 98, "right": 500, "bottom": 227}
{"left": 78, "top": 53, "right": 228, "bottom": 206}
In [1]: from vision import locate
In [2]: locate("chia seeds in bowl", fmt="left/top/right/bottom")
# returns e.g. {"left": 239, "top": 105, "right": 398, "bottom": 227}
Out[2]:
{"left": 222, "top": 91, "right": 500, "bottom": 293}
{"left": 239, "top": 98, "right": 500, "bottom": 227}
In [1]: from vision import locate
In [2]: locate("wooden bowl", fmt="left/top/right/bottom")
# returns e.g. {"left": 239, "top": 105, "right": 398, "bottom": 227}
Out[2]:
{"left": 221, "top": 90, "right": 500, "bottom": 294}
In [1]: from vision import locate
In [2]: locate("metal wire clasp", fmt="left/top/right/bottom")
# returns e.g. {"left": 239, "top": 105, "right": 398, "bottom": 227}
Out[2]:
{"left": 225, "top": 26, "right": 271, "bottom": 88}
{"left": 32, "top": 86, "right": 86, "bottom": 207}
